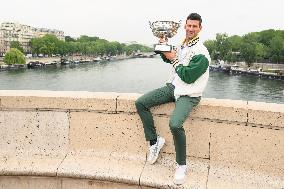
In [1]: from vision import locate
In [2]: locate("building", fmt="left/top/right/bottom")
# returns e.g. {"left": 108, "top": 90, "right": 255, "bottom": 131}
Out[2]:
{"left": 36, "top": 28, "right": 64, "bottom": 40}
{"left": 0, "top": 30, "right": 4, "bottom": 56}
{"left": 0, "top": 22, "right": 64, "bottom": 56}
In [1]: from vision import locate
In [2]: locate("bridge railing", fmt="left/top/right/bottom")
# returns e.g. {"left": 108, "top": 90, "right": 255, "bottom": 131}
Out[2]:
{"left": 0, "top": 90, "right": 283, "bottom": 189}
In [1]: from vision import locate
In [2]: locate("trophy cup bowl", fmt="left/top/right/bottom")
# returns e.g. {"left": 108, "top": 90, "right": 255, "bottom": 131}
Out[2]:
{"left": 149, "top": 20, "right": 181, "bottom": 53}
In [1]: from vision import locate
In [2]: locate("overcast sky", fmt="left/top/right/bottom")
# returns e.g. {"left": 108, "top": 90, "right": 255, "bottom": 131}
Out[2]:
{"left": 0, "top": 0, "right": 283, "bottom": 45}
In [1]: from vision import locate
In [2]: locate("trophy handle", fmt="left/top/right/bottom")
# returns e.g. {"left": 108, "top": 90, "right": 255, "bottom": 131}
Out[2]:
{"left": 149, "top": 21, "right": 153, "bottom": 29}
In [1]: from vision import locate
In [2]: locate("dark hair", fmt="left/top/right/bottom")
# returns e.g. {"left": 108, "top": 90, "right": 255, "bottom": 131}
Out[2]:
{"left": 187, "top": 13, "right": 202, "bottom": 26}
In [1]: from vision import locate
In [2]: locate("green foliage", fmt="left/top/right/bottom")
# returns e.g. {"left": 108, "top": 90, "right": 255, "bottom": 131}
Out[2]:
{"left": 215, "top": 33, "right": 231, "bottom": 59}
{"left": 258, "top": 29, "right": 277, "bottom": 46}
{"left": 228, "top": 35, "right": 242, "bottom": 52}
{"left": 268, "top": 35, "right": 284, "bottom": 63}
{"left": 204, "top": 40, "right": 218, "bottom": 60}
{"left": 65, "top": 36, "right": 76, "bottom": 42}
{"left": 30, "top": 37, "right": 44, "bottom": 55}
{"left": 77, "top": 35, "right": 99, "bottom": 43}
{"left": 204, "top": 29, "right": 284, "bottom": 65}
{"left": 4, "top": 48, "right": 26, "bottom": 65}
{"left": 10, "top": 41, "right": 24, "bottom": 53}
{"left": 30, "top": 34, "right": 152, "bottom": 57}
{"left": 240, "top": 42, "right": 258, "bottom": 66}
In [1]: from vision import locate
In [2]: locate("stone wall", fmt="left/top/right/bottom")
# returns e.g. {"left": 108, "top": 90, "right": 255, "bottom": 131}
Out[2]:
{"left": 0, "top": 90, "right": 283, "bottom": 189}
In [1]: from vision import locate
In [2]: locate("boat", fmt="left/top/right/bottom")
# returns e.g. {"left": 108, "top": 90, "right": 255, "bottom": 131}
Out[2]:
{"left": 93, "top": 57, "right": 102, "bottom": 62}
{"left": 27, "top": 61, "right": 45, "bottom": 69}
{"left": 44, "top": 61, "right": 59, "bottom": 66}
{"left": 209, "top": 65, "right": 222, "bottom": 71}
{"left": 60, "top": 59, "right": 72, "bottom": 65}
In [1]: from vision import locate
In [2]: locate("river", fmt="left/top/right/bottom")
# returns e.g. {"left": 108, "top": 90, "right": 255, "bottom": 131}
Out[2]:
{"left": 0, "top": 57, "right": 283, "bottom": 104}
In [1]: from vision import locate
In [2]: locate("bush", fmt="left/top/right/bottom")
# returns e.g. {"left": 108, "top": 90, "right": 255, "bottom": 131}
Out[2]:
{"left": 4, "top": 48, "right": 26, "bottom": 65}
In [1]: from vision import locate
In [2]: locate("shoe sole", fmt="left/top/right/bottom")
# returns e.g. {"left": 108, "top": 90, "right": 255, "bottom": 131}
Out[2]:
{"left": 148, "top": 139, "right": 165, "bottom": 164}
{"left": 174, "top": 169, "right": 187, "bottom": 185}
{"left": 173, "top": 178, "right": 185, "bottom": 185}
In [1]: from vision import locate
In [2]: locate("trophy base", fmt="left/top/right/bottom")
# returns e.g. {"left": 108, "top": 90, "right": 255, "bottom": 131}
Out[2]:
{"left": 154, "top": 44, "right": 172, "bottom": 53}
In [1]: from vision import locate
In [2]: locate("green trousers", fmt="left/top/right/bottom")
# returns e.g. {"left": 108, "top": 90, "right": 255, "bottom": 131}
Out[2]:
{"left": 135, "top": 83, "right": 200, "bottom": 165}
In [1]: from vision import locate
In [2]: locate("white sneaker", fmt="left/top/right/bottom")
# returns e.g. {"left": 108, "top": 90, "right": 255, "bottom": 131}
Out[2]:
{"left": 174, "top": 164, "right": 187, "bottom": 185}
{"left": 147, "top": 136, "right": 165, "bottom": 164}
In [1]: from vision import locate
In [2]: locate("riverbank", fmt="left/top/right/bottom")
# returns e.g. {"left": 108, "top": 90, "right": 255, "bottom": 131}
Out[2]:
{"left": 0, "top": 53, "right": 156, "bottom": 70}
{"left": 1, "top": 56, "right": 284, "bottom": 80}
{"left": 210, "top": 62, "right": 284, "bottom": 81}
{"left": 0, "top": 55, "right": 124, "bottom": 65}
{"left": 0, "top": 53, "right": 156, "bottom": 65}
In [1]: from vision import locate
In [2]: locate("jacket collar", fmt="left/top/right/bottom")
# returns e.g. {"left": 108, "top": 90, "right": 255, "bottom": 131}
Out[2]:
{"left": 181, "top": 36, "right": 200, "bottom": 48}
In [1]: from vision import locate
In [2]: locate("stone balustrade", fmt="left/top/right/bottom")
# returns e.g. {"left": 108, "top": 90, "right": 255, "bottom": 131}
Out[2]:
{"left": 0, "top": 90, "right": 283, "bottom": 189}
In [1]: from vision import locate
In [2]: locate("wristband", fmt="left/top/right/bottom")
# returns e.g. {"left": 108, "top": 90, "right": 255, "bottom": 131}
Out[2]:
{"left": 171, "top": 58, "right": 179, "bottom": 68}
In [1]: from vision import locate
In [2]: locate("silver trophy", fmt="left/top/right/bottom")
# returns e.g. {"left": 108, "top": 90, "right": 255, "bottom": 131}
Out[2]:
{"left": 149, "top": 20, "right": 181, "bottom": 53}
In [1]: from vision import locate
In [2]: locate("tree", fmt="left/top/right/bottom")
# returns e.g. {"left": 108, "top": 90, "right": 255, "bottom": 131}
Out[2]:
{"left": 106, "top": 42, "right": 117, "bottom": 56}
{"left": 10, "top": 41, "right": 24, "bottom": 53}
{"left": 112, "top": 41, "right": 123, "bottom": 54}
{"left": 243, "top": 32, "right": 259, "bottom": 43}
{"left": 4, "top": 48, "right": 26, "bottom": 65}
{"left": 268, "top": 36, "right": 284, "bottom": 63}
{"left": 255, "top": 43, "right": 266, "bottom": 62}
{"left": 30, "top": 37, "right": 44, "bottom": 55}
{"left": 241, "top": 42, "right": 257, "bottom": 67}
{"left": 65, "top": 36, "right": 76, "bottom": 42}
{"left": 57, "top": 40, "right": 68, "bottom": 56}
{"left": 258, "top": 29, "right": 277, "bottom": 46}
{"left": 215, "top": 33, "right": 231, "bottom": 60}
{"left": 204, "top": 40, "right": 218, "bottom": 60}
{"left": 228, "top": 35, "right": 243, "bottom": 52}
{"left": 204, "top": 29, "right": 284, "bottom": 64}
{"left": 40, "top": 34, "right": 60, "bottom": 55}
{"left": 77, "top": 35, "right": 99, "bottom": 43}
{"left": 30, "top": 34, "right": 152, "bottom": 57}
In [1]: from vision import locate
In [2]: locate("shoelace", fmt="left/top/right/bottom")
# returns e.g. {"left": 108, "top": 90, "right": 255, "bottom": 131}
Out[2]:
{"left": 152, "top": 137, "right": 159, "bottom": 155}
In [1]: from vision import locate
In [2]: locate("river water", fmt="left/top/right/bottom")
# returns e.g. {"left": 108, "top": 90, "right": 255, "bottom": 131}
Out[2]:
{"left": 0, "top": 57, "right": 283, "bottom": 104}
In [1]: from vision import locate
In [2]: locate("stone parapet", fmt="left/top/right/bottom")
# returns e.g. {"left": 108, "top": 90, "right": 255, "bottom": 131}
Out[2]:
{"left": 0, "top": 90, "right": 283, "bottom": 189}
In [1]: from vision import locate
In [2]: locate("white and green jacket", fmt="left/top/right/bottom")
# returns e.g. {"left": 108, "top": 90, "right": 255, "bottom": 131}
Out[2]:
{"left": 161, "top": 36, "right": 210, "bottom": 98}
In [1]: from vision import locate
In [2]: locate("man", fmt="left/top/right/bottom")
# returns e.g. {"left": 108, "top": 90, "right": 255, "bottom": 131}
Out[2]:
{"left": 135, "top": 13, "right": 210, "bottom": 185}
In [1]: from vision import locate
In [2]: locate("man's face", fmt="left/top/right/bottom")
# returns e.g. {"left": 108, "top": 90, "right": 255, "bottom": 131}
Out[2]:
{"left": 184, "top": 19, "right": 202, "bottom": 40}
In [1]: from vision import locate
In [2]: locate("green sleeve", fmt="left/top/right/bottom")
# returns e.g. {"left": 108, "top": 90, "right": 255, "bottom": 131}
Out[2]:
{"left": 160, "top": 54, "right": 171, "bottom": 63}
{"left": 175, "top": 54, "right": 209, "bottom": 84}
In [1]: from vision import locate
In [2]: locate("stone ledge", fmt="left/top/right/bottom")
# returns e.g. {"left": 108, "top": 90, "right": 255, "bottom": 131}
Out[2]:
{"left": 208, "top": 164, "right": 284, "bottom": 189}
{"left": 248, "top": 101, "right": 284, "bottom": 127}
{"left": 191, "top": 98, "right": 248, "bottom": 123}
{"left": 0, "top": 157, "right": 64, "bottom": 177}
{"left": 0, "top": 176, "right": 62, "bottom": 189}
{"left": 0, "top": 176, "right": 155, "bottom": 189}
{"left": 0, "top": 111, "right": 69, "bottom": 158}
{"left": 0, "top": 91, "right": 283, "bottom": 189}
{"left": 57, "top": 151, "right": 145, "bottom": 186}
{"left": 209, "top": 122, "right": 284, "bottom": 177}
{"left": 68, "top": 112, "right": 147, "bottom": 154}
{"left": 0, "top": 90, "right": 118, "bottom": 112}
{"left": 140, "top": 154, "right": 209, "bottom": 189}
{"left": 1, "top": 91, "right": 283, "bottom": 127}
{"left": 1, "top": 153, "right": 283, "bottom": 189}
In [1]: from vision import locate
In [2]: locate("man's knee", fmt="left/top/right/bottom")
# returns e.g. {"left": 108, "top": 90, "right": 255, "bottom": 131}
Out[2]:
{"left": 135, "top": 97, "right": 145, "bottom": 111}
{"left": 169, "top": 118, "right": 183, "bottom": 131}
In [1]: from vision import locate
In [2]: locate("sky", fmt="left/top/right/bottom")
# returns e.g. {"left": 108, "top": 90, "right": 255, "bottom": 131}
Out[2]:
{"left": 0, "top": 0, "right": 283, "bottom": 45}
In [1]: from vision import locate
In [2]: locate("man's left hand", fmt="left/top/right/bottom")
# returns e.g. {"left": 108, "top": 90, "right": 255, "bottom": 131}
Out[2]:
{"left": 163, "top": 50, "right": 176, "bottom": 61}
